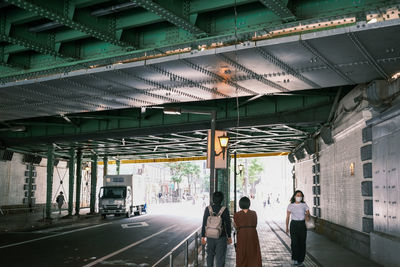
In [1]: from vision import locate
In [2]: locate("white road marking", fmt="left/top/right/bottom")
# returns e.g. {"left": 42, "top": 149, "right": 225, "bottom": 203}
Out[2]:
{"left": 0, "top": 223, "right": 112, "bottom": 249}
{"left": 3, "top": 232, "right": 45, "bottom": 234}
{"left": 33, "top": 223, "right": 92, "bottom": 233}
{"left": 121, "top": 222, "right": 149, "bottom": 229}
{"left": 83, "top": 224, "right": 177, "bottom": 267}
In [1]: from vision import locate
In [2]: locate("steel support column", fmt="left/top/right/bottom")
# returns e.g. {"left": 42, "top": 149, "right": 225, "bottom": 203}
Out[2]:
{"left": 103, "top": 156, "right": 108, "bottom": 178}
{"left": 68, "top": 148, "right": 75, "bottom": 216}
{"left": 90, "top": 154, "right": 98, "bottom": 214}
{"left": 234, "top": 151, "right": 237, "bottom": 213}
{"left": 45, "top": 146, "right": 54, "bottom": 219}
{"left": 75, "top": 149, "right": 82, "bottom": 215}
{"left": 116, "top": 159, "right": 120, "bottom": 175}
{"left": 217, "top": 151, "right": 230, "bottom": 210}
{"left": 209, "top": 110, "right": 216, "bottom": 204}
{"left": 292, "top": 167, "right": 296, "bottom": 193}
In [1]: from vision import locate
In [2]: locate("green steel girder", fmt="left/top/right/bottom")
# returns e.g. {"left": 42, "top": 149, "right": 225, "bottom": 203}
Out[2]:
{"left": 5, "top": 0, "right": 111, "bottom": 25}
{"left": 189, "top": 0, "right": 257, "bottom": 13}
{"left": 73, "top": 0, "right": 111, "bottom": 9}
{"left": 259, "top": 0, "right": 296, "bottom": 22}
{"left": 0, "top": 0, "right": 398, "bottom": 81}
{"left": 0, "top": 33, "right": 74, "bottom": 59}
{"left": 0, "top": 60, "right": 23, "bottom": 70}
{"left": 1, "top": 12, "right": 74, "bottom": 60}
{"left": 7, "top": 8, "right": 41, "bottom": 25}
{"left": 3, "top": 11, "right": 162, "bottom": 55}
{"left": 0, "top": 87, "right": 350, "bottom": 151}
{"left": 131, "top": 0, "right": 207, "bottom": 37}
{"left": 4, "top": 0, "right": 136, "bottom": 49}
{"left": 0, "top": 47, "right": 24, "bottom": 69}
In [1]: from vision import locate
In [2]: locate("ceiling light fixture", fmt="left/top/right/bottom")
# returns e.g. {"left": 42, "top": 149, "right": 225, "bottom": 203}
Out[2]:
{"left": 163, "top": 107, "right": 182, "bottom": 115}
{"left": 391, "top": 72, "right": 400, "bottom": 80}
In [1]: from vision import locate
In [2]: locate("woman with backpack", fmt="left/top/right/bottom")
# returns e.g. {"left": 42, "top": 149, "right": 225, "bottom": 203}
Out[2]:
{"left": 201, "top": 191, "right": 232, "bottom": 267}
{"left": 234, "top": 196, "right": 262, "bottom": 267}
{"left": 286, "top": 190, "right": 310, "bottom": 266}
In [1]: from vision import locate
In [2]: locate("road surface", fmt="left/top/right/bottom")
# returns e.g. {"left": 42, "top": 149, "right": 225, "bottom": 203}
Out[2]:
{"left": 0, "top": 211, "right": 201, "bottom": 267}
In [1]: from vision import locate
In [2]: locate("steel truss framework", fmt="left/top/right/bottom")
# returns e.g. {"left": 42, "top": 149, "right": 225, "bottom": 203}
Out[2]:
{"left": 0, "top": 88, "right": 349, "bottom": 159}
{"left": 8, "top": 125, "right": 310, "bottom": 159}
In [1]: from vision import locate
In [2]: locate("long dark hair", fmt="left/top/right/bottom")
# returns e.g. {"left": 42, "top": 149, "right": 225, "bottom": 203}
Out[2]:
{"left": 290, "top": 190, "right": 305, "bottom": 203}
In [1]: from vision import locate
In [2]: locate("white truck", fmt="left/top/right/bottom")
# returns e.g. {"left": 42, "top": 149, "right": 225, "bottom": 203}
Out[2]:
{"left": 99, "top": 175, "right": 146, "bottom": 218}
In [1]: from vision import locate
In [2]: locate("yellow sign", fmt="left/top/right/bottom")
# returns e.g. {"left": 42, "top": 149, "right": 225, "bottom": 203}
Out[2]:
{"left": 97, "top": 152, "right": 289, "bottom": 165}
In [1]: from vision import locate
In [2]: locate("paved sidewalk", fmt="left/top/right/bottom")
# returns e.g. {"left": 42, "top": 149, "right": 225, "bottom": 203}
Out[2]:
{"left": 225, "top": 221, "right": 319, "bottom": 267}
{"left": 0, "top": 207, "right": 97, "bottom": 232}
{"left": 222, "top": 220, "right": 380, "bottom": 267}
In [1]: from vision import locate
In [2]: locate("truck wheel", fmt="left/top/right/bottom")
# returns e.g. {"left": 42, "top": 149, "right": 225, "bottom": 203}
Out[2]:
{"left": 102, "top": 214, "right": 107, "bottom": 219}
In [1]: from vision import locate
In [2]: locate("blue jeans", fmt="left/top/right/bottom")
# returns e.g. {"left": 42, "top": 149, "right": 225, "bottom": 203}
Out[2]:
{"left": 206, "top": 236, "right": 227, "bottom": 267}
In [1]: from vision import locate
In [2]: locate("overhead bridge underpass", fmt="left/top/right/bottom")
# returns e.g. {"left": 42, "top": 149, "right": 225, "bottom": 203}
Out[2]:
{"left": 0, "top": 0, "right": 400, "bottom": 266}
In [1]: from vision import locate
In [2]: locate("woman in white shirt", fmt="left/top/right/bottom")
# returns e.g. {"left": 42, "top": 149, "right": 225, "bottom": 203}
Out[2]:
{"left": 286, "top": 190, "right": 310, "bottom": 266}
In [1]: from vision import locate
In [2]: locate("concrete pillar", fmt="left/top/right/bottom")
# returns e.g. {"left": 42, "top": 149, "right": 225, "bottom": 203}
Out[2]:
{"left": 75, "top": 149, "right": 82, "bottom": 215}
{"left": 68, "top": 148, "right": 75, "bottom": 216}
{"left": 103, "top": 156, "right": 108, "bottom": 178}
{"left": 116, "top": 159, "right": 120, "bottom": 175}
{"left": 46, "top": 146, "right": 55, "bottom": 219}
{"left": 90, "top": 154, "right": 98, "bottom": 214}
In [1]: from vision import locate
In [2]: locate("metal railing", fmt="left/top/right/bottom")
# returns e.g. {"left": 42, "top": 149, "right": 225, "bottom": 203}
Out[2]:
{"left": 152, "top": 226, "right": 204, "bottom": 267}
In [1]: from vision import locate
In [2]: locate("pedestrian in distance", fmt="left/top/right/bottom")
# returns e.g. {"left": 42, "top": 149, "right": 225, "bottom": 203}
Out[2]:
{"left": 201, "top": 191, "right": 232, "bottom": 267}
{"left": 286, "top": 190, "right": 310, "bottom": 266}
{"left": 234, "top": 196, "right": 262, "bottom": 267}
{"left": 56, "top": 191, "right": 65, "bottom": 215}
{"left": 202, "top": 195, "right": 207, "bottom": 208}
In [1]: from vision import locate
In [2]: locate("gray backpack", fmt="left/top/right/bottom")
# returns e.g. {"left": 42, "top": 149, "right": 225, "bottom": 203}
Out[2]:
{"left": 205, "top": 206, "right": 226, "bottom": 239}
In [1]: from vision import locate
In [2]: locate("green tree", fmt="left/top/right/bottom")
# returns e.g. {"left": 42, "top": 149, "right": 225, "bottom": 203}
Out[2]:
{"left": 230, "top": 161, "right": 244, "bottom": 192}
{"left": 203, "top": 173, "right": 210, "bottom": 192}
{"left": 248, "top": 159, "right": 263, "bottom": 184}
{"left": 231, "top": 158, "right": 263, "bottom": 195}
{"left": 168, "top": 162, "right": 200, "bottom": 195}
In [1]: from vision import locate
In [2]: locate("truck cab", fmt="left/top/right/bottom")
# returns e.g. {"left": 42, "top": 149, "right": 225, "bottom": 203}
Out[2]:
{"left": 99, "top": 175, "right": 146, "bottom": 218}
